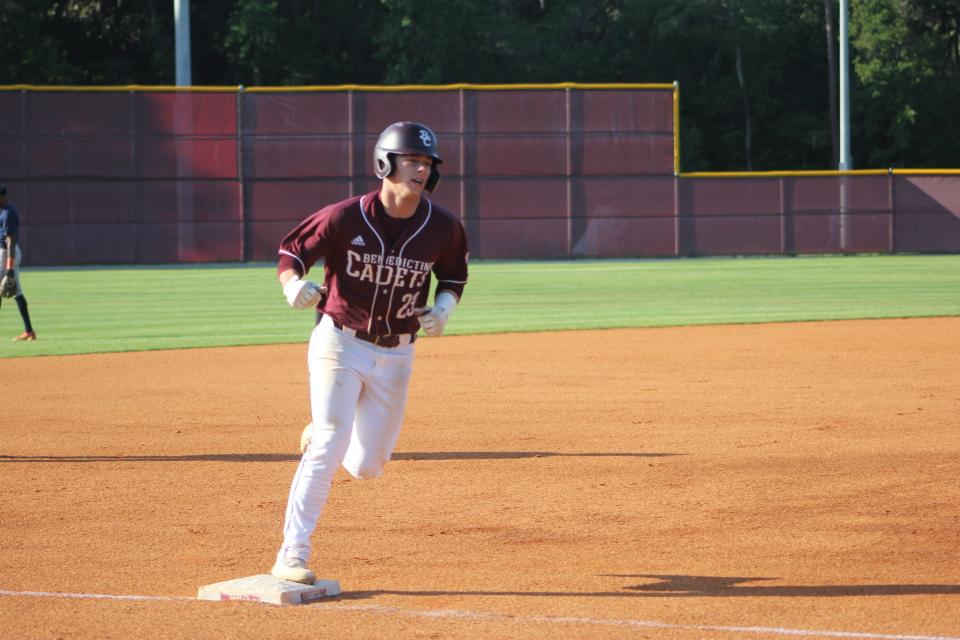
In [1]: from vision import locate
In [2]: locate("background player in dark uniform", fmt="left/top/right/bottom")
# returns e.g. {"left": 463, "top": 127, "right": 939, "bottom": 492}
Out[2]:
{"left": 0, "top": 186, "right": 37, "bottom": 341}
{"left": 269, "top": 122, "right": 468, "bottom": 584}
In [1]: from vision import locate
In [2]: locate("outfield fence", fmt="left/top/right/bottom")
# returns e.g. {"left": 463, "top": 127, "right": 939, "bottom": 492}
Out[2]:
{"left": 1, "top": 85, "right": 958, "bottom": 265}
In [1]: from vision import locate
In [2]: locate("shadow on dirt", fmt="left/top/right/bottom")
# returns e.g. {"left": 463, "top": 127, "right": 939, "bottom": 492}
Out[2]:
{"left": 339, "top": 573, "right": 960, "bottom": 599}
{"left": 0, "top": 451, "right": 681, "bottom": 463}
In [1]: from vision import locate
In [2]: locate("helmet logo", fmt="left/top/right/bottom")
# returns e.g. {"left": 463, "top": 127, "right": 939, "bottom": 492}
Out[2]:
{"left": 418, "top": 129, "right": 433, "bottom": 147}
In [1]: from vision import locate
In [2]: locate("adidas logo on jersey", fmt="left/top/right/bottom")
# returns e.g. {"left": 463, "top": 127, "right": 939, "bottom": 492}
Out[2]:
{"left": 351, "top": 235, "right": 366, "bottom": 247}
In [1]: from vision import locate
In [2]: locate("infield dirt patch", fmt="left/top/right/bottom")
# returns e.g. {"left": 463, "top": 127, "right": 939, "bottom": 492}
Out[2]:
{"left": 2, "top": 318, "right": 959, "bottom": 639}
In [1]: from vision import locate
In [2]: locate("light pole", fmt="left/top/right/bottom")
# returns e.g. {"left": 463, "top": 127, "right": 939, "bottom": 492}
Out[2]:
{"left": 175, "top": 0, "right": 191, "bottom": 86}
{"left": 838, "top": 0, "right": 851, "bottom": 170}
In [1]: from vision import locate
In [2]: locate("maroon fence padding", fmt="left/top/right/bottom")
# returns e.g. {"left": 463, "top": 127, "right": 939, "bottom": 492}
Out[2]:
{"left": 894, "top": 176, "right": 960, "bottom": 252}
{"left": 475, "top": 218, "right": 570, "bottom": 259}
{"left": 580, "top": 134, "right": 674, "bottom": 176}
{"left": 15, "top": 178, "right": 242, "bottom": 264}
{"left": 135, "top": 92, "right": 237, "bottom": 136}
{"left": 0, "top": 91, "right": 244, "bottom": 264}
{"left": 137, "top": 181, "right": 242, "bottom": 223}
{"left": 2, "top": 87, "right": 959, "bottom": 265}
{"left": 243, "top": 137, "right": 351, "bottom": 178}
{"left": 790, "top": 177, "right": 846, "bottom": 253}
{"left": 580, "top": 176, "right": 676, "bottom": 219}
{"left": 472, "top": 179, "right": 566, "bottom": 218}
{"left": 574, "top": 176, "right": 677, "bottom": 257}
{"left": 582, "top": 90, "right": 674, "bottom": 133}
{"left": 239, "top": 87, "right": 677, "bottom": 261}
{"left": 580, "top": 218, "right": 678, "bottom": 257}
{"left": 244, "top": 181, "right": 355, "bottom": 259}
{"left": 359, "top": 91, "right": 463, "bottom": 132}
{"left": 679, "top": 178, "right": 783, "bottom": 255}
{"left": 0, "top": 93, "right": 24, "bottom": 136}
{"left": 3, "top": 90, "right": 241, "bottom": 264}
{"left": 677, "top": 175, "right": 922, "bottom": 256}
{"left": 137, "top": 139, "right": 238, "bottom": 179}
{"left": 473, "top": 136, "right": 567, "bottom": 176}
{"left": 27, "top": 92, "right": 132, "bottom": 135}
{"left": 241, "top": 93, "right": 350, "bottom": 134}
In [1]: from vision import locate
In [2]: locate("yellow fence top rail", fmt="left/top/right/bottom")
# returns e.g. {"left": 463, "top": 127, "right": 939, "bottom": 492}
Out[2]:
{"left": 892, "top": 168, "right": 960, "bottom": 175}
{"left": 0, "top": 82, "right": 675, "bottom": 93}
{"left": 682, "top": 169, "right": 960, "bottom": 177}
{"left": 682, "top": 169, "right": 889, "bottom": 178}
{"left": 243, "top": 82, "right": 676, "bottom": 92}
{"left": 680, "top": 169, "right": 890, "bottom": 178}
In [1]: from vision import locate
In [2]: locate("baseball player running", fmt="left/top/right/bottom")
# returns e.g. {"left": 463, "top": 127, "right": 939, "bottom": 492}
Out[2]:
{"left": 270, "top": 122, "right": 468, "bottom": 584}
{"left": 0, "top": 186, "right": 37, "bottom": 341}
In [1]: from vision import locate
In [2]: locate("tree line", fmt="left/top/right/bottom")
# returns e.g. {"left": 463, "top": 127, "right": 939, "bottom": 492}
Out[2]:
{"left": 1, "top": 0, "right": 957, "bottom": 171}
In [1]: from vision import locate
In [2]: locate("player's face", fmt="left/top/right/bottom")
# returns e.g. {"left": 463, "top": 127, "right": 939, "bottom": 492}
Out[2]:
{"left": 388, "top": 154, "right": 434, "bottom": 195}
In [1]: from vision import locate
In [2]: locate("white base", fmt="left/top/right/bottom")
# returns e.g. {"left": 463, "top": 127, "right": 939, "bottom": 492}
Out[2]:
{"left": 197, "top": 574, "right": 340, "bottom": 605}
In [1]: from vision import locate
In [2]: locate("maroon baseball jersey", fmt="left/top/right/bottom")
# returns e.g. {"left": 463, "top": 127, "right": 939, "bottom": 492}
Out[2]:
{"left": 278, "top": 191, "right": 468, "bottom": 336}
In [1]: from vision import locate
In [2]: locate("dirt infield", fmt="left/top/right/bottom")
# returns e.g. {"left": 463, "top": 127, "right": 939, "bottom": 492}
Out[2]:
{"left": 2, "top": 318, "right": 959, "bottom": 640}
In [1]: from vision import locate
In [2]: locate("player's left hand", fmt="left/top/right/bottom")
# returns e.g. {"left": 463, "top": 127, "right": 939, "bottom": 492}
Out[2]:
{"left": 413, "top": 305, "right": 446, "bottom": 337}
{"left": 414, "top": 291, "right": 458, "bottom": 337}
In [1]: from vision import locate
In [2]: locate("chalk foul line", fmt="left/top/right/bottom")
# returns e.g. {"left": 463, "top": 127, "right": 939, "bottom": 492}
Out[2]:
{"left": 0, "top": 588, "right": 957, "bottom": 640}
{"left": 0, "top": 588, "right": 194, "bottom": 603}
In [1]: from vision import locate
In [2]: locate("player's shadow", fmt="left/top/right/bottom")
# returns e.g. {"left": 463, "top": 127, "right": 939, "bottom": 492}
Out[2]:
{"left": 0, "top": 451, "right": 680, "bottom": 463}
{"left": 339, "top": 573, "right": 960, "bottom": 600}
{"left": 608, "top": 574, "right": 960, "bottom": 597}
{"left": 392, "top": 451, "right": 681, "bottom": 461}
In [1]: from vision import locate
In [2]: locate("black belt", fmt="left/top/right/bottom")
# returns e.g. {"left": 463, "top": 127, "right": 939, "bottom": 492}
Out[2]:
{"left": 331, "top": 320, "right": 415, "bottom": 348}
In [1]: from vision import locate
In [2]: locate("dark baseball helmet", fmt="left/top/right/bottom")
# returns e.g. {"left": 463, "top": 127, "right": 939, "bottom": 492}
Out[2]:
{"left": 373, "top": 122, "right": 442, "bottom": 192}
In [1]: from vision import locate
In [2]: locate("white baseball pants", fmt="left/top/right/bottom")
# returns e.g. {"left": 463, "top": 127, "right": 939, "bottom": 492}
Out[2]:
{"left": 277, "top": 314, "right": 415, "bottom": 564}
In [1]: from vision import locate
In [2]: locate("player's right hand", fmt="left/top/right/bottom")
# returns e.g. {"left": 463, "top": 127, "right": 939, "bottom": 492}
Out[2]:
{"left": 283, "top": 276, "right": 325, "bottom": 309}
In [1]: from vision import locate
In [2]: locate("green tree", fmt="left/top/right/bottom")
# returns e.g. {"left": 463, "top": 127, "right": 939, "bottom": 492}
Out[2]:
{"left": 218, "top": 0, "right": 387, "bottom": 85}
{"left": 370, "top": 0, "right": 837, "bottom": 171}
{"left": 0, "top": 0, "right": 170, "bottom": 84}
{"left": 223, "top": 0, "right": 286, "bottom": 86}
{"left": 373, "top": 0, "right": 520, "bottom": 83}
{"left": 0, "top": 1, "right": 80, "bottom": 83}
{"left": 851, "top": 0, "right": 960, "bottom": 167}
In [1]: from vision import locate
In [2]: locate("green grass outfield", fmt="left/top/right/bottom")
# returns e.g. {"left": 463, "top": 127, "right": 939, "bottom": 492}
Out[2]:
{"left": 1, "top": 254, "right": 958, "bottom": 359}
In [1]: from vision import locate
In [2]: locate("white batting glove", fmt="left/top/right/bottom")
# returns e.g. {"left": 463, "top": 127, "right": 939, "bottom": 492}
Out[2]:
{"left": 283, "top": 275, "right": 325, "bottom": 309}
{"left": 414, "top": 291, "right": 458, "bottom": 337}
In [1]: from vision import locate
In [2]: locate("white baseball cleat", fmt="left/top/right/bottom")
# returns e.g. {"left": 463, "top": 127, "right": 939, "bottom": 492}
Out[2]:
{"left": 300, "top": 422, "right": 313, "bottom": 454}
{"left": 271, "top": 557, "right": 316, "bottom": 585}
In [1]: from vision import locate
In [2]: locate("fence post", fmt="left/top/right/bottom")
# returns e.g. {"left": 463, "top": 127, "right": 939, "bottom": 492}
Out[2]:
{"left": 779, "top": 176, "right": 785, "bottom": 255}
{"left": 458, "top": 88, "right": 466, "bottom": 231}
{"left": 888, "top": 168, "right": 895, "bottom": 254}
{"left": 130, "top": 89, "right": 139, "bottom": 264}
{"left": 565, "top": 87, "right": 573, "bottom": 258}
{"left": 347, "top": 90, "right": 355, "bottom": 199}
{"left": 237, "top": 86, "right": 247, "bottom": 262}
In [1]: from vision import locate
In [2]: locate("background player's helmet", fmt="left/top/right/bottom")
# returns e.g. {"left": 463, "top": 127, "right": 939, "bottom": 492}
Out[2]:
{"left": 374, "top": 122, "right": 442, "bottom": 192}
